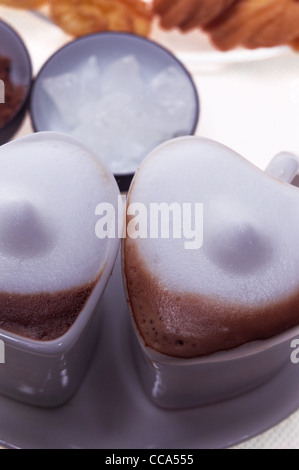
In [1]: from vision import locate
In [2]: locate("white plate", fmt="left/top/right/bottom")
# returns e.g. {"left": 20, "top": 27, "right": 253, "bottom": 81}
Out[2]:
{"left": 0, "top": 254, "right": 299, "bottom": 450}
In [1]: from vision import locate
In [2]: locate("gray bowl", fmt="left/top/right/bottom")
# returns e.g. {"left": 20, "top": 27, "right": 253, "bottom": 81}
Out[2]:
{"left": 0, "top": 19, "right": 32, "bottom": 144}
{"left": 30, "top": 32, "right": 200, "bottom": 192}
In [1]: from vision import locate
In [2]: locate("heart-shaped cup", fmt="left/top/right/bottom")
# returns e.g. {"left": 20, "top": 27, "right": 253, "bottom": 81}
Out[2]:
{"left": 123, "top": 136, "right": 299, "bottom": 409}
{"left": 0, "top": 132, "right": 121, "bottom": 407}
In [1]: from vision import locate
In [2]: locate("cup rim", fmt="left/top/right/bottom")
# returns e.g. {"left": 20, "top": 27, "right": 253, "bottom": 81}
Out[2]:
{"left": 0, "top": 131, "right": 121, "bottom": 354}
{"left": 137, "top": 324, "right": 299, "bottom": 366}
{"left": 0, "top": 19, "right": 33, "bottom": 134}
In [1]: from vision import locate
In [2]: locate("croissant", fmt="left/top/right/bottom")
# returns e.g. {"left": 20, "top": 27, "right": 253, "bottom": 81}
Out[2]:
{"left": 153, "top": 0, "right": 299, "bottom": 51}
{"left": 0, "top": 0, "right": 46, "bottom": 7}
{"left": 154, "top": 0, "right": 237, "bottom": 31}
{"left": 49, "top": 0, "right": 152, "bottom": 37}
{"left": 0, "top": 0, "right": 152, "bottom": 38}
{"left": 207, "top": 0, "right": 299, "bottom": 51}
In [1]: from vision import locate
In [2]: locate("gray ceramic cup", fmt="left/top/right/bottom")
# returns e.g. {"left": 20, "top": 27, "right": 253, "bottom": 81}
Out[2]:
{"left": 0, "top": 132, "right": 121, "bottom": 408}
{"left": 131, "top": 322, "right": 299, "bottom": 409}
{"left": 124, "top": 151, "right": 299, "bottom": 410}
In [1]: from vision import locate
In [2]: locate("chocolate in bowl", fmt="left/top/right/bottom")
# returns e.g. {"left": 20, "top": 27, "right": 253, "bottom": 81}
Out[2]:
{"left": 0, "top": 19, "right": 32, "bottom": 144}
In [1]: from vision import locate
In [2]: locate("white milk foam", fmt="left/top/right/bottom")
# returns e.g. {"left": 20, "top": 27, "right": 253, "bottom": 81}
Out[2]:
{"left": 0, "top": 133, "right": 118, "bottom": 294}
{"left": 128, "top": 136, "right": 299, "bottom": 306}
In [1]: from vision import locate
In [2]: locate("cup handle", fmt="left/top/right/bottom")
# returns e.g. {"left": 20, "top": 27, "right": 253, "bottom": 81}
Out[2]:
{"left": 266, "top": 152, "right": 299, "bottom": 184}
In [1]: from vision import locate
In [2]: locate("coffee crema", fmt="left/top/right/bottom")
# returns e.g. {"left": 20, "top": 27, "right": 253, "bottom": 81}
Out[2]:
{"left": 0, "top": 282, "right": 96, "bottom": 341}
{"left": 125, "top": 241, "right": 299, "bottom": 358}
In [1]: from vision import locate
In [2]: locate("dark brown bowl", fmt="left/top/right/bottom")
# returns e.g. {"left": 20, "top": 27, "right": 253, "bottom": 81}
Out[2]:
{"left": 0, "top": 19, "right": 32, "bottom": 145}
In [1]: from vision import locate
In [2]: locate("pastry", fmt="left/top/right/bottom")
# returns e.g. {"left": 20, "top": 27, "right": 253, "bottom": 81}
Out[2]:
{"left": 153, "top": 0, "right": 237, "bottom": 31}
{"left": 206, "top": 0, "right": 299, "bottom": 51}
{"left": 0, "top": 0, "right": 46, "bottom": 8}
{"left": 153, "top": 0, "right": 299, "bottom": 51}
{"left": 49, "top": 0, "right": 152, "bottom": 37}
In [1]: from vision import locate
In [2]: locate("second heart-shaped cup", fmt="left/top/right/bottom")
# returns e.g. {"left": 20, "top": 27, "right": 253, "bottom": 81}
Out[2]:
{"left": 123, "top": 136, "right": 299, "bottom": 409}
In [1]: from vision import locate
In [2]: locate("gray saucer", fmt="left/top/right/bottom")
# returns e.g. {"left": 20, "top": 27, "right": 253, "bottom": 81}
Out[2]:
{"left": 0, "top": 253, "right": 298, "bottom": 449}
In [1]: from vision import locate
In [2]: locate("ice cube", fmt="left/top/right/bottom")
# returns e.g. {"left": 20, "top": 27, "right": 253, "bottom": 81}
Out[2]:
{"left": 102, "top": 55, "right": 144, "bottom": 96}
{"left": 71, "top": 122, "right": 103, "bottom": 157}
{"left": 56, "top": 57, "right": 196, "bottom": 176}
{"left": 76, "top": 55, "right": 102, "bottom": 104}
{"left": 150, "top": 66, "right": 196, "bottom": 136}
{"left": 42, "top": 73, "right": 81, "bottom": 129}
{"left": 150, "top": 66, "right": 190, "bottom": 105}
{"left": 93, "top": 92, "right": 132, "bottom": 129}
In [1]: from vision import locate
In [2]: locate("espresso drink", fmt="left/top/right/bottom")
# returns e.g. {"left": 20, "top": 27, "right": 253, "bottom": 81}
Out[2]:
{"left": 124, "top": 137, "right": 299, "bottom": 358}
{"left": 0, "top": 133, "right": 118, "bottom": 341}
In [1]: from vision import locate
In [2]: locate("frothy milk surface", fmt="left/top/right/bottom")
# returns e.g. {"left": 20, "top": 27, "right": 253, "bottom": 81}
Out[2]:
{"left": 0, "top": 133, "right": 117, "bottom": 294}
{"left": 124, "top": 137, "right": 299, "bottom": 357}
{"left": 127, "top": 137, "right": 299, "bottom": 305}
